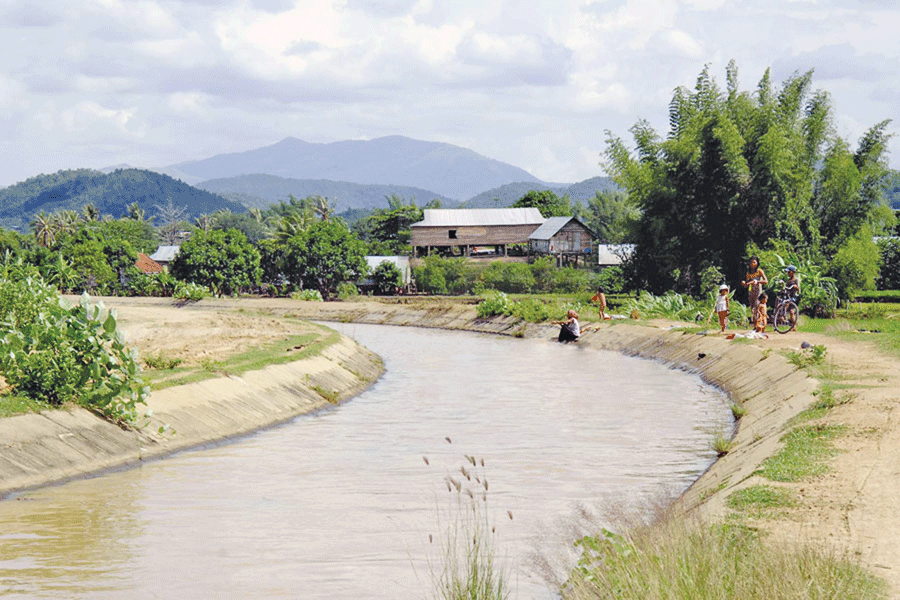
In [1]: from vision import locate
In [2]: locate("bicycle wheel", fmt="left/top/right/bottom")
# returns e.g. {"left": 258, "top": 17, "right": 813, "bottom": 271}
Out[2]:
{"left": 774, "top": 301, "right": 797, "bottom": 334}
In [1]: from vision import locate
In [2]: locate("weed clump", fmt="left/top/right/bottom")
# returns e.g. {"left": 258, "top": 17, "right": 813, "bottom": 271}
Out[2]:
{"left": 564, "top": 512, "right": 886, "bottom": 599}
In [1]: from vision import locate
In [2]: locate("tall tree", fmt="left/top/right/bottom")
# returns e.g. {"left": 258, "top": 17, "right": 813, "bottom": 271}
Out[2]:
{"left": 282, "top": 220, "right": 367, "bottom": 299}
{"left": 604, "top": 61, "right": 892, "bottom": 295}
{"left": 511, "top": 190, "right": 571, "bottom": 218}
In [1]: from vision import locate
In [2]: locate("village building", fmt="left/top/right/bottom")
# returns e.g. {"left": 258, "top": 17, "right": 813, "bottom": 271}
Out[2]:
{"left": 134, "top": 252, "right": 164, "bottom": 274}
{"left": 596, "top": 244, "right": 636, "bottom": 269}
{"left": 148, "top": 245, "right": 180, "bottom": 271}
{"left": 410, "top": 208, "right": 545, "bottom": 257}
{"left": 528, "top": 216, "right": 596, "bottom": 267}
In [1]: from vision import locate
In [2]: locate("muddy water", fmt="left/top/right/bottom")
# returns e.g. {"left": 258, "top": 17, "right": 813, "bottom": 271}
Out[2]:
{"left": 0, "top": 324, "right": 731, "bottom": 599}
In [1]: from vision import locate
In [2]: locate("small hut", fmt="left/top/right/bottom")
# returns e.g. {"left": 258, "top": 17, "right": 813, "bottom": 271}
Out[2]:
{"left": 149, "top": 245, "right": 180, "bottom": 271}
{"left": 597, "top": 244, "right": 635, "bottom": 268}
{"left": 528, "top": 216, "right": 595, "bottom": 267}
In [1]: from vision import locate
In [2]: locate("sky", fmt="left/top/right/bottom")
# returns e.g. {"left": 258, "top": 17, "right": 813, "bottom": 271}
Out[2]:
{"left": 0, "top": 0, "right": 898, "bottom": 189}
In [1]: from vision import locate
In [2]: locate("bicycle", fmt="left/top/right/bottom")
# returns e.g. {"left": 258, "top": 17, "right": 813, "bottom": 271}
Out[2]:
{"left": 771, "top": 289, "right": 798, "bottom": 334}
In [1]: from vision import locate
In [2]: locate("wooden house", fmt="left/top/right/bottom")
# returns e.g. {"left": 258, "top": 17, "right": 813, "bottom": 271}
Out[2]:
{"left": 528, "top": 216, "right": 595, "bottom": 267}
{"left": 410, "top": 208, "right": 545, "bottom": 257}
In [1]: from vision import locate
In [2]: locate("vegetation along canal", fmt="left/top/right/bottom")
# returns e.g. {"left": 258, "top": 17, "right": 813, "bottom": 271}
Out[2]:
{"left": 0, "top": 323, "right": 732, "bottom": 599}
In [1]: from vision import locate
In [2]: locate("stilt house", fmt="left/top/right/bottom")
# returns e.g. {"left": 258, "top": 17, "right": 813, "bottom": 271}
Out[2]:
{"left": 410, "top": 208, "right": 545, "bottom": 257}
{"left": 528, "top": 216, "right": 595, "bottom": 267}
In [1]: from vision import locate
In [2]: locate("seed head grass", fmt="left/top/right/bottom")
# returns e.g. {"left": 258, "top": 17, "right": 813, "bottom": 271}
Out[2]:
{"left": 427, "top": 448, "right": 511, "bottom": 600}
{"left": 563, "top": 511, "right": 886, "bottom": 600}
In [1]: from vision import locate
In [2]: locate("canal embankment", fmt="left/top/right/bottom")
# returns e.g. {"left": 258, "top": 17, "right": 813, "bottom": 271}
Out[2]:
{"left": 0, "top": 296, "right": 830, "bottom": 540}
{"left": 0, "top": 318, "right": 384, "bottom": 497}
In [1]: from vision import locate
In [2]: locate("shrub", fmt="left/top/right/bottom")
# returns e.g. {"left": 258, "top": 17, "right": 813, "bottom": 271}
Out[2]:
{"left": 336, "top": 281, "right": 360, "bottom": 300}
{"left": 877, "top": 237, "right": 900, "bottom": 290}
{"left": 597, "top": 265, "right": 625, "bottom": 294}
{"left": 292, "top": 289, "right": 324, "bottom": 302}
{"left": 476, "top": 291, "right": 510, "bottom": 318}
{"left": 508, "top": 297, "right": 550, "bottom": 322}
{"left": 0, "top": 280, "right": 149, "bottom": 421}
{"left": 827, "top": 231, "right": 881, "bottom": 301}
{"left": 414, "top": 257, "right": 449, "bottom": 294}
{"left": 372, "top": 261, "right": 403, "bottom": 295}
{"left": 173, "top": 281, "right": 209, "bottom": 302}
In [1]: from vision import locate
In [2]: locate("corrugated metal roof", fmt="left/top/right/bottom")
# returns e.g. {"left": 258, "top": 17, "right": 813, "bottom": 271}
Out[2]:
{"left": 528, "top": 216, "right": 574, "bottom": 240}
{"left": 412, "top": 208, "right": 545, "bottom": 227}
{"left": 149, "top": 245, "right": 180, "bottom": 262}
{"left": 597, "top": 244, "right": 635, "bottom": 265}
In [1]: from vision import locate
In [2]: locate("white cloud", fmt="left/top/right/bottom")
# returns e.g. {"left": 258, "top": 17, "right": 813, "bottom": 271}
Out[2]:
{"left": 0, "top": 0, "right": 898, "bottom": 187}
{"left": 59, "top": 101, "right": 144, "bottom": 137}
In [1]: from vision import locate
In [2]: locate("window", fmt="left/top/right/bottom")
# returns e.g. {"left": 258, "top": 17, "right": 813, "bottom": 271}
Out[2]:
{"left": 448, "top": 230, "right": 457, "bottom": 239}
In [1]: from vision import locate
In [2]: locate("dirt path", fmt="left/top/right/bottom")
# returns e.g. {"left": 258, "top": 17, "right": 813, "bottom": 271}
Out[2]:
{"left": 676, "top": 325, "right": 900, "bottom": 593}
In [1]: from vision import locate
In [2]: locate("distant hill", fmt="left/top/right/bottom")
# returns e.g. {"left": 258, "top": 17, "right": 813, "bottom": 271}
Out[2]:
{"left": 170, "top": 136, "right": 541, "bottom": 200}
{"left": 461, "top": 176, "right": 619, "bottom": 208}
{"left": 0, "top": 168, "right": 246, "bottom": 231}
{"left": 197, "top": 174, "right": 460, "bottom": 212}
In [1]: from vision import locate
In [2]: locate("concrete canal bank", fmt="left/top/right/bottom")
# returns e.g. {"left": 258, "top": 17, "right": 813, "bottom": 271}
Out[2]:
{"left": 0, "top": 296, "right": 818, "bottom": 527}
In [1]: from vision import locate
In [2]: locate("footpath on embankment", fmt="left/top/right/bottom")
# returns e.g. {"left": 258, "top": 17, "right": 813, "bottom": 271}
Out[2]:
{"left": 2, "top": 296, "right": 898, "bottom": 594}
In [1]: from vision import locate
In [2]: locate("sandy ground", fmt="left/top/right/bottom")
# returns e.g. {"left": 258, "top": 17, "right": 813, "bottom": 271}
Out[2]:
{"left": 52, "top": 297, "right": 900, "bottom": 595}
{"left": 684, "top": 322, "right": 900, "bottom": 593}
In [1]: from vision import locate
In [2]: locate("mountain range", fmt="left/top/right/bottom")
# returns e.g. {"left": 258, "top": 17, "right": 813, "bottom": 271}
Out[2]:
{"left": 169, "top": 136, "right": 542, "bottom": 201}
{"left": 0, "top": 136, "right": 625, "bottom": 230}
{"left": 197, "top": 174, "right": 460, "bottom": 212}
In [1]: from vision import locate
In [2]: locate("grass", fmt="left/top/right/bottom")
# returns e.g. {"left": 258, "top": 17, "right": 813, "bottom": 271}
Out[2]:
{"left": 564, "top": 514, "right": 887, "bottom": 599}
{"left": 757, "top": 424, "right": 845, "bottom": 482}
{"left": 786, "top": 344, "right": 827, "bottom": 368}
{"left": 726, "top": 485, "right": 794, "bottom": 517}
{"left": 0, "top": 394, "right": 48, "bottom": 417}
{"left": 710, "top": 432, "right": 734, "bottom": 456}
{"left": 145, "top": 329, "right": 336, "bottom": 390}
{"left": 428, "top": 454, "right": 510, "bottom": 600}
{"left": 143, "top": 352, "right": 183, "bottom": 370}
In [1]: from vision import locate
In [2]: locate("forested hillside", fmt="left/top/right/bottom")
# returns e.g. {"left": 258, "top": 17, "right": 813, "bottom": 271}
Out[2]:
{"left": 0, "top": 169, "right": 245, "bottom": 230}
{"left": 461, "top": 176, "right": 618, "bottom": 208}
{"left": 197, "top": 174, "right": 458, "bottom": 211}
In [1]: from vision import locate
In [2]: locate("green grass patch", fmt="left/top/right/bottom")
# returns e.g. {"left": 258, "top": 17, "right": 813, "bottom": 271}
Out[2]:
{"left": 727, "top": 485, "right": 794, "bottom": 516}
{"left": 710, "top": 432, "right": 733, "bottom": 456}
{"left": 0, "top": 394, "right": 48, "bottom": 417}
{"left": 786, "top": 344, "right": 827, "bottom": 368}
{"left": 567, "top": 517, "right": 886, "bottom": 600}
{"left": 145, "top": 330, "right": 336, "bottom": 391}
{"left": 757, "top": 424, "right": 845, "bottom": 482}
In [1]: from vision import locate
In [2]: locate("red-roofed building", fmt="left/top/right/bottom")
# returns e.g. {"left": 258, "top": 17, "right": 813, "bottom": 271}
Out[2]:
{"left": 135, "top": 252, "right": 163, "bottom": 274}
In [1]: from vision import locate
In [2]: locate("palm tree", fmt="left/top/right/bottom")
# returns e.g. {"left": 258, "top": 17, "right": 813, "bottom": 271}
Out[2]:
{"left": 82, "top": 203, "right": 100, "bottom": 222}
{"left": 31, "top": 211, "right": 57, "bottom": 247}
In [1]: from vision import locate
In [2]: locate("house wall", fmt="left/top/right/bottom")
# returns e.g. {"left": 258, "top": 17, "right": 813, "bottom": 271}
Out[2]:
{"left": 530, "top": 222, "right": 593, "bottom": 254}
{"left": 411, "top": 224, "right": 542, "bottom": 247}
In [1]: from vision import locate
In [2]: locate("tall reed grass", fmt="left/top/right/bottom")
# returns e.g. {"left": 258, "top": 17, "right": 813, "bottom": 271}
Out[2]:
{"left": 564, "top": 511, "right": 886, "bottom": 600}
{"left": 427, "top": 453, "right": 510, "bottom": 600}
